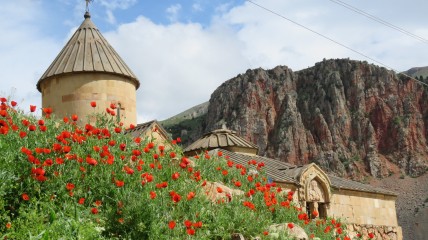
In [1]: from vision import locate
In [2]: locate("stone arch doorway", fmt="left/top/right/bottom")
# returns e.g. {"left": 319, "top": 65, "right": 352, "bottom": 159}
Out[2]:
{"left": 296, "top": 163, "right": 331, "bottom": 220}
{"left": 306, "top": 178, "right": 328, "bottom": 219}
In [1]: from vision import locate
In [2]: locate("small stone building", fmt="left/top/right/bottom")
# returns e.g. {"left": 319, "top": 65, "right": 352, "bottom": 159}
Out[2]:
{"left": 184, "top": 128, "right": 403, "bottom": 240}
{"left": 125, "top": 120, "right": 171, "bottom": 146}
{"left": 37, "top": 11, "right": 139, "bottom": 126}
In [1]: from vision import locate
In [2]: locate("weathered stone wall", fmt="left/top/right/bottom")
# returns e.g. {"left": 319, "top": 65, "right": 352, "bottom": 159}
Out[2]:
{"left": 329, "top": 189, "right": 398, "bottom": 226}
{"left": 40, "top": 73, "right": 137, "bottom": 126}
{"left": 347, "top": 223, "right": 402, "bottom": 240}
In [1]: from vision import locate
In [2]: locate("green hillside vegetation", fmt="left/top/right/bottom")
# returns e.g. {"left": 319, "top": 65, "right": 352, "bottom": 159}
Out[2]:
{"left": 162, "top": 114, "right": 206, "bottom": 146}
{"left": 161, "top": 102, "right": 209, "bottom": 127}
{"left": 403, "top": 66, "right": 428, "bottom": 81}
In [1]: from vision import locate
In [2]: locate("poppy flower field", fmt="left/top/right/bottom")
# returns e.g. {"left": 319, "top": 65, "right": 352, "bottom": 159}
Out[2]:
{"left": 0, "top": 98, "right": 358, "bottom": 239}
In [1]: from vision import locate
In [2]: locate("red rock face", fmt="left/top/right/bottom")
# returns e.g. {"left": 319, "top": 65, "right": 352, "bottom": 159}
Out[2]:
{"left": 205, "top": 59, "right": 428, "bottom": 178}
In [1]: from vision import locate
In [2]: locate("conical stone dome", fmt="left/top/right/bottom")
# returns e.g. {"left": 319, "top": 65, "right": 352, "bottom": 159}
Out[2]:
{"left": 37, "top": 12, "right": 139, "bottom": 126}
{"left": 184, "top": 128, "right": 259, "bottom": 156}
{"left": 37, "top": 12, "right": 139, "bottom": 91}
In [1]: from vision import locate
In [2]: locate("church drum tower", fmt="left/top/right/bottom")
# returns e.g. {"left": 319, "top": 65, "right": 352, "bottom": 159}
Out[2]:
{"left": 37, "top": 9, "right": 139, "bottom": 126}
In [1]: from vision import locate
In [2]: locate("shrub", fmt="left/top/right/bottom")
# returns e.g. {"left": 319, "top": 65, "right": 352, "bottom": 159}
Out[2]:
{"left": 0, "top": 98, "right": 351, "bottom": 239}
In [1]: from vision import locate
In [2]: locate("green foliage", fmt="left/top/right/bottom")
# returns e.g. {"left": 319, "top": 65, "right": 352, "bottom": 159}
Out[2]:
{"left": 0, "top": 99, "right": 352, "bottom": 239}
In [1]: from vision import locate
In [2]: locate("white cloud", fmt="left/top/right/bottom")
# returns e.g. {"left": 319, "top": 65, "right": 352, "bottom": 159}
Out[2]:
{"left": 105, "top": 16, "right": 248, "bottom": 122}
{"left": 166, "top": 4, "right": 182, "bottom": 23}
{"left": 1, "top": 0, "right": 427, "bottom": 123}
{"left": 0, "top": 0, "right": 60, "bottom": 111}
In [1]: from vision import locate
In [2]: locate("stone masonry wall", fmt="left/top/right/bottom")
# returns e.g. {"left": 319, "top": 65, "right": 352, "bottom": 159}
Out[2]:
{"left": 40, "top": 73, "right": 137, "bottom": 127}
{"left": 347, "top": 223, "right": 402, "bottom": 240}
{"left": 329, "top": 189, "right": 398, "bottom": 226}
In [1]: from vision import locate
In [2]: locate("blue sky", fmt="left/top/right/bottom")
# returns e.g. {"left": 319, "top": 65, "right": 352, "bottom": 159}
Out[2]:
{"left": 1, "top": 0, "right": 427, "bottom": 122}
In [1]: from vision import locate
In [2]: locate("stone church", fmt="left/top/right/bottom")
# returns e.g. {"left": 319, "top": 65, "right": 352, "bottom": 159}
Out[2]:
{"left": 38, "top": 7, "right": 402, "bottom": 240}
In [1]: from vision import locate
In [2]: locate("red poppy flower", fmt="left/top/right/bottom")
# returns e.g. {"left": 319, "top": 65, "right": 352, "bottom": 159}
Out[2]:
{"left": 263, "top": 231, "right": 269, "bottom": 236}
{"left": 95, "top": 200, "right": 102, "bottom": 206}
{"left": 312, "top": 210, "right": 319, "bottom": 217}
{"left": 71, "top": 114, "right": 78, "bottom": 121}
{"left": 187, "top": 192, "right": 195, "bottom": 200}
{"left": 0, "top": 110, "right": 7, "bottom": 117}
{"left": 30, "top": 105, "right": 36, "bottom": 112}
{"left": 324, "top": 226, "right": 331, "bottom": 233}
{"left": 90, "top": 101, "right": 96, "bottom": 108}
{"left": 91, "top": 208, "right": 98, "bottom": 214}
{"left": 176, "top": 137, "right": 181, "bottom": 143}
{"left": 86, "top": 157, "right": 98, "bottom": 166}
{"left": 184, "top": 220, "right": 192, "bottom": 228}
{"left": 22, "top": 193, "right": 30, "bottom": 201}
{"left": 218, "top": 151, "right": 223, "bottom": 157}
{"left": 169, "top": 152, "right": 176, "bottom": 158}
{"left": 115, "top": 180, "right": 125, "bottom": 187}
{"left": 43, "top": 108, "right": 52, "bottom": 115}
{"left": 11, "top": 101, "right": 17, "bottom": 107}
{"left": 368, "top": 233, "right": 375, "bottom": 239}
{"left": 168, "top": 221, "right": 176, "bottom": 229}
{"left": 78, "top": 198, "right": 85, "bottom": 205}
{"left": 28, "top": 125, "right": 36, "bottom": 131}
{"left": 114, "top": 127, "right": 121, "bottom": 133}
{"left": 66, "top": 183, "right": 75, "bottom": 191}
{"left": 19, "top": 131, "right": 27, "bottom": 138}
{"left": 63, "top": 146, "right": 71, "bottom": 153}
{"left": 5, "top": 222, "right": 11, "bottom": 229}
{"left": 145, "top": 174, "right": 154, "bottom": 182}
{"left": 171, "top": 192, "right": 181, "bottom": 203}
{"left": 150, "top": 191, "right": 156, "bottom": 199}
{"left": 119, "top": 143, "right": 126, "bottom": 151}
{"left": 287, "top": 223, "right": 294, "bottom": 229}
{"left": 172, "top": 172, "right": 180, "bottom": 180}
{"left": 129, "top": 124, "right": 135, "bottom": 129}
{"left": 234, "top": 181, "right": 242, "bottom": 187}
{"left": 124, "top": 166, "right": 134, "bottom": 175}
{"left": 110, "top": 103, "right": 116, "bottom": 109}
{"left": 56, "top": 158, "right": 64, "bottom": 165}
{"left": 186, "top": 228, "right": 195, "bottom": 235}
{"left": 216, "top": 187, "right": 223, "bottom": 193}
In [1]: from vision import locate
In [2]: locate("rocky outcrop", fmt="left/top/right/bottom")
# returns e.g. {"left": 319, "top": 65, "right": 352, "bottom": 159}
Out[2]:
{"left": 203, "top": 59, "right": 428, "bottom": 178}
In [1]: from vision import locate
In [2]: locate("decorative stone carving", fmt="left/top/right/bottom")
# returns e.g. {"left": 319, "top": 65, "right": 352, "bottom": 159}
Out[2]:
{"left": 307, "top": 179, "right": 325, "bottom": 202}
{"left": 297, "top": 164, "right": 331, "bottom": 203}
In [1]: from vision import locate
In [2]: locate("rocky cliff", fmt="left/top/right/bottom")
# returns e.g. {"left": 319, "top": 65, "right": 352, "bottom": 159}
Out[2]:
{"left": 175, "top": 59, "right": 428, "bottom": 178}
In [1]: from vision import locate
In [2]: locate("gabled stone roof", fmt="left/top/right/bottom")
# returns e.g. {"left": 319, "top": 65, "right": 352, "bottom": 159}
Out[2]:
{"left": 184, "top": 128, "right": 259, "bottom": 154}
{"left": 208, "top": 149, "right": 397, "bottom": 196}
{"left": 208, "top": 149, "right": 297, "bottom": 184}
{"left": 328, "top": 175, "right": 396, "bottom": 196}
{"left": 125, "top": 120, "right": 171, "bottom": 141}
{"left": 37, "top": 12, "right": 139, "bottom": 92}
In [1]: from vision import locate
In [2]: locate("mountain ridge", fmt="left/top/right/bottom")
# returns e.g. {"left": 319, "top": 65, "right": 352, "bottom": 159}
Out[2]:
{"left": 164, "top": 59, "right": 428, "bottom": 179}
